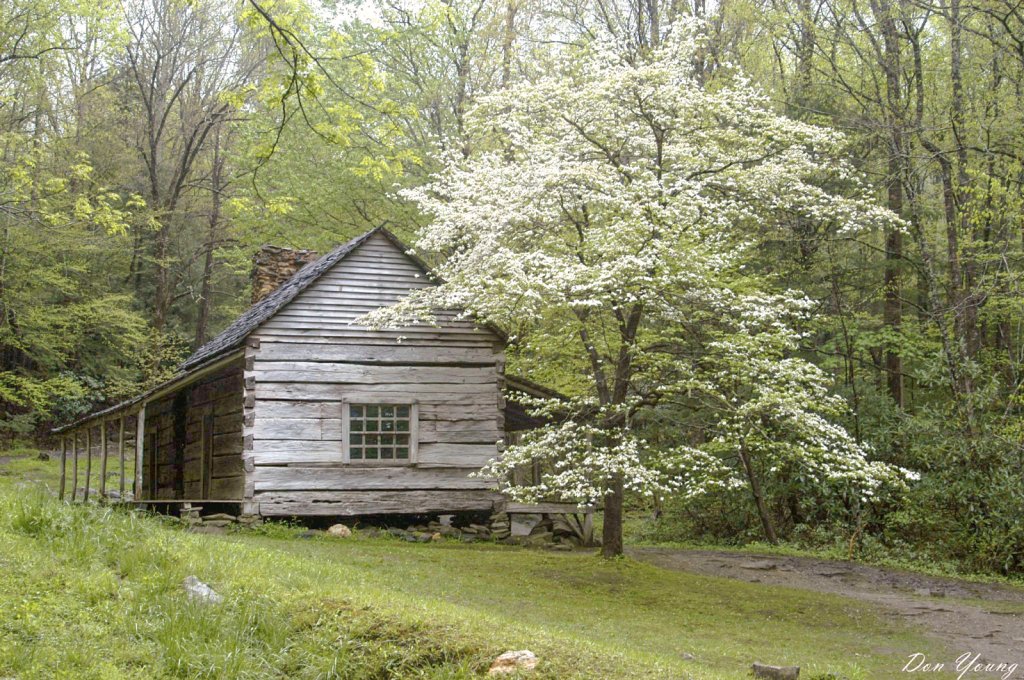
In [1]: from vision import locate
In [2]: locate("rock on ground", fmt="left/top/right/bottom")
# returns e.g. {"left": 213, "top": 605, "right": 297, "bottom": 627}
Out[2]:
{"left": 188, "top": 525, "right": 226, "bottom": 535}
{"left": 182, "top": 576, "right": 223, "bottom": 604}
{"left": 203, "top": 513, "right": 236, "bottom": 521}
{"left": 750, "top": 662, "right": 800, "bottom": 679}
{"left": 327, "top": 524, "right": 352, "bottom": 538}
{"left": 488, "top": 650, "right": 538, "bottom": 675}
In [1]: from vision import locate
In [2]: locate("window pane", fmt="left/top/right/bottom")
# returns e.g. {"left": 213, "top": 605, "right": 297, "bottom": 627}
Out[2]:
{"left": 348, "top": 404, "right": 414, "bottom": 464}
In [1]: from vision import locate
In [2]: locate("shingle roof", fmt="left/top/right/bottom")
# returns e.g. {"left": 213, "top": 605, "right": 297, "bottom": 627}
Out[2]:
{"left": 181, "top": 228, "right": 379, "bottom": 371}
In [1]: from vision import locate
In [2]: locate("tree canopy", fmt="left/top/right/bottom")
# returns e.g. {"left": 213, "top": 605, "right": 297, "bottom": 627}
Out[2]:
{"left": 366, "top": 28, "right": 915, "bottom": 554}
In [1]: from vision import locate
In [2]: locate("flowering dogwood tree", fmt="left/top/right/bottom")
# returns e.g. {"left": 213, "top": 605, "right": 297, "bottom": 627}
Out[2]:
{"left": 364, "top": 26, "right": 915, "bottom": 557}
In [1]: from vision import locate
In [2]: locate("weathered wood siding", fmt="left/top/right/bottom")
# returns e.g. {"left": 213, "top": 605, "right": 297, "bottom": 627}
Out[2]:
{"left": 246, "top": 231, "right": 505, "bottom": 516}
{"left": 142, "top": 360, "right": 244, "bottom": 500}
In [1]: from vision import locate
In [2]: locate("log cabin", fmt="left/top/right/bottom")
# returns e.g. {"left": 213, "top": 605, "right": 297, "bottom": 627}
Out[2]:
{"left": 51, "top": 227, "right": 562, "bottom": 519}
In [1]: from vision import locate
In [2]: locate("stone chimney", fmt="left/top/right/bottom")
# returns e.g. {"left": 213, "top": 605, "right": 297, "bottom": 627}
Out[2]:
{"left": 251, "top": 245, "right": 319, "bottom": 304}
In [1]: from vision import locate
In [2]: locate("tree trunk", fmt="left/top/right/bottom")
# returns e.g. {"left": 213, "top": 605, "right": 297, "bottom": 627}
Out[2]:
{"left": 194, "top": 133, "right": 223, "bottom": 351}
{"left": 648, "top": 0, "right": 660, "bottom": 47}
{"left": 790, "top": 0, "right": 815, "bottom": 116}
{"left": 911, "top": 20, "right": 974, "bottom": 423}
{"left": 153, "top": 220, "right": 170, "bottom": 334}
{"left": 501, "top": 1, "right": 516, "bottom": 88}
{"left": 950, "top": 0, "right": 980, "bottom": 370}
{"left": 946, "top": 0, "right": 983, "bottom": 400}
{"left": 883, "top": 183, "right": 904, "bottom": 409}
{"left": 602, "top": 473, "right": 625, "bottom": 558}
{"left": 883, "top": 178, "right": 904, "bottom": 407}
{"left": 874, "top": 0, "right": 905, "bottom": 409}
{"left": 194, "top": 233, "right": 215, "bottom": 351}
{"left": 738, "top": 443, "right": 778, "bottom": 545}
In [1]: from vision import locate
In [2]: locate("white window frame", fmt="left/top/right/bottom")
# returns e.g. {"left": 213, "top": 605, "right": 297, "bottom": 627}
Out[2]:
{"left": 341, "top": 398, "right": 419, "bottom": 465}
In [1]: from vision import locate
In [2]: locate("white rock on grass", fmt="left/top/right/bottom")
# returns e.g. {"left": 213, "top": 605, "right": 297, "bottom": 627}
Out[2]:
{"left": 488, "top": 650, "right": 538, "bottom": 675}
{"left": 750, "top": 662, "right": 800, "bottom": 679}
{"left": 327, "top": 524, "right": 352, "bottom": 538}
{"left": 182, "top": 576, "right": 223, "bottom": 604}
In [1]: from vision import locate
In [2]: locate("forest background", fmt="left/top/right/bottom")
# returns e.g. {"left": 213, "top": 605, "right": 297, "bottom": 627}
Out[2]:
{"left": 3, "top": 0, "right": 1023, "bottom": 573}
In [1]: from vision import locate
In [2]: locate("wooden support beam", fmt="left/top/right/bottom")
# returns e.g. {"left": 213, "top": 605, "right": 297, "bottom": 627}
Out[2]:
{"left": 133, "top": 498, "right": 243, "bottom": 505}
{"left": 84, "top": 426, "right": 92, "bottom": 502}
{"left": 71, "top": 431, "right": 79, "bottom": 501}
{"left": 99, "top": 418, "right": 108, "bottom": 498}
{"left": 135, "top": 405, "right": 146, "bottom": 499}
{"left": 118, "top": 415, "right": 126, "bottom": 498}
{"left": 505, "top": 501, "right": 595, "bottom": 515}
{"left": 58, "top": 436, "right": 67, "bottom": 501}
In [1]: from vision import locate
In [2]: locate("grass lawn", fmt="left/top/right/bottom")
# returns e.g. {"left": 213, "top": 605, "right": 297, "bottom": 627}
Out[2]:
{"left": 0, "top": 452, "right": 959, "bottom": 679}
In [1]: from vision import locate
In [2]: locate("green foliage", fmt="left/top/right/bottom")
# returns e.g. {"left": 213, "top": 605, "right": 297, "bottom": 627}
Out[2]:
{"left": 233, "top": 517, "right": 307, "bottom": 539}
{"left": 892, "top": 406, "right": 1024, "bottom": 574}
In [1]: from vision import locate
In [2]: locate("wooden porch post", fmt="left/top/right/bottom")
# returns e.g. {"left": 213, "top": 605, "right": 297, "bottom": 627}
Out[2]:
{"left": 58, "top": 436, "right": 67, "bottom": 501}
{"left": 71, "top": 431, "right": 79, "bottom": 501}
{"left": 135, "top": 405, "right": 146, "bottom": 499}
{"left": 118, "top": 415, "right": 126, "bottom": 498}
{"left": 84, "top": 425, "right": 92, "bottom": 502}
{"left": 99, "top": 418, "right": 108, "bottom": 498}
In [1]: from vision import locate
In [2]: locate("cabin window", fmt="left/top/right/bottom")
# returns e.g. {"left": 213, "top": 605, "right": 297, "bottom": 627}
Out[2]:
{"left": 343, "top": 402, "right": 418, "bottom": 464}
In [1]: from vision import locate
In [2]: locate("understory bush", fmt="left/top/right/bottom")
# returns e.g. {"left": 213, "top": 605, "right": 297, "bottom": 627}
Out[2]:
{"left": 628, "top": 366, "right": 1024, "bottom": 578}
{"left": 627, "top": 424, "right": 1024, "bottom": 576}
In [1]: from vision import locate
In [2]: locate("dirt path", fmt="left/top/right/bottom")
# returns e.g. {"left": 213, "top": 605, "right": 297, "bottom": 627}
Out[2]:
{"left": 630, "top": 548, "right": 1024, "bottom": 669}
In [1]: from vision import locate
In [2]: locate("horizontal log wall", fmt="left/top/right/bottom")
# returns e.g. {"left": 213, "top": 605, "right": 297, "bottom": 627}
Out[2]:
{"left": 247, "top": 231, "right": 506, "bottom": 516}
{"left": 143, "top": 360, "right": 244, "bottom": 500}
{"left": 258, "top": 490, "right": 503, "bottom": 516}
